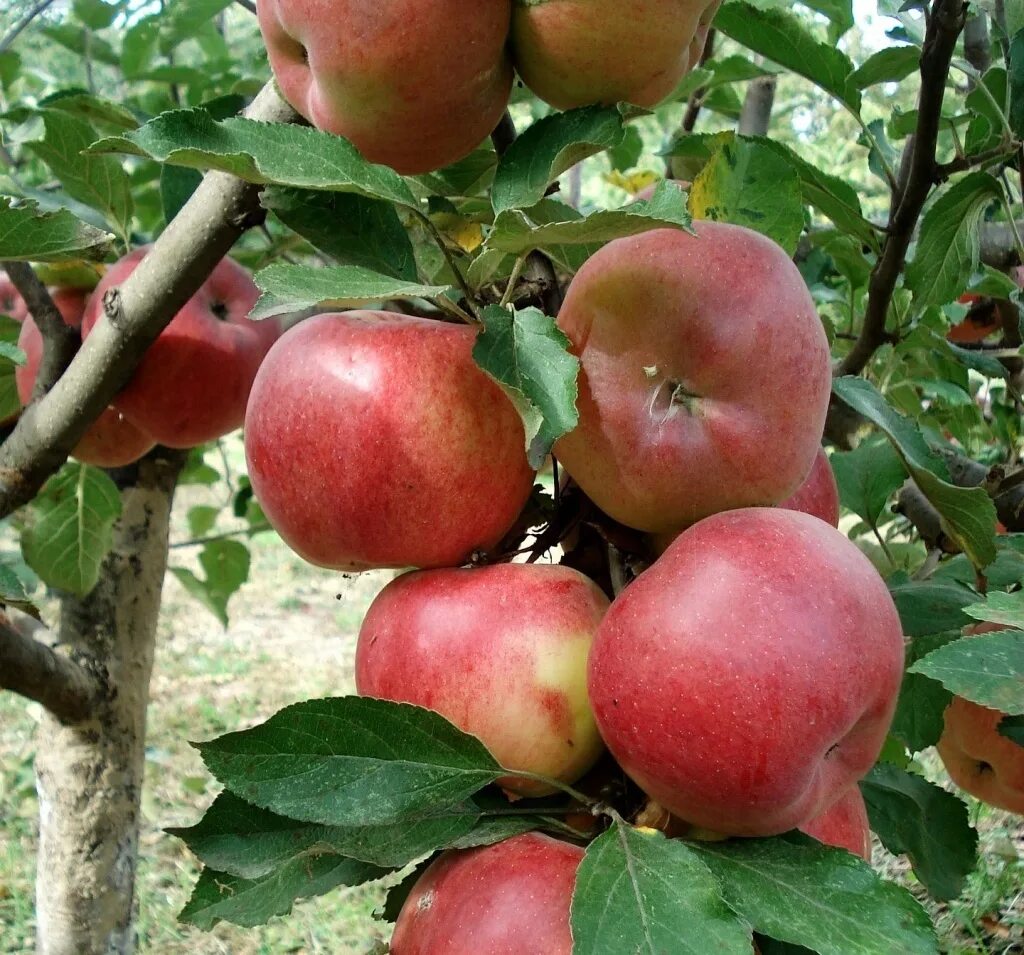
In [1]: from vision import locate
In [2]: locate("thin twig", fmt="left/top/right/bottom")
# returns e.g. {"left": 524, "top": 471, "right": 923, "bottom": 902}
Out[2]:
{"left": 680, "top": 29, "right": 716, "bottom": 135}
{"left": 413, "top": 210, "right": 480, "bottom": 320}
{"left": 0, "top": 0, "right": 58, "bottom": 53}
{"left": 1, "top": 261, "right": 80, "bottom": 401}
{"left": 837, "top": 0, "right": 967, "bottom": 378}
{"left": 0, "top": 613, "right": 102, "bottom": 724}
{"left": 233, "top": 0, "right": 257, "bottom": 12}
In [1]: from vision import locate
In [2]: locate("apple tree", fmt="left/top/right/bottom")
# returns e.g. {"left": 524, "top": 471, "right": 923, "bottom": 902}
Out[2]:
{"left": 0, "top": 0, "right": 1023, "bottom": 953}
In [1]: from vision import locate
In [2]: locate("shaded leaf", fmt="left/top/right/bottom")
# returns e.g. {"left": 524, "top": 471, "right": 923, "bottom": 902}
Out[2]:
{"left": 0, "top": 197, "right": 113, "bottom": 262}
{"left": 472, "top": 305, "right": 579, "bottom": 468}
{"left": 170, "top": 539, "right": 250, "bottom": 627}
{"left": 861, "top": 763, "right": 977, "bottom": 901}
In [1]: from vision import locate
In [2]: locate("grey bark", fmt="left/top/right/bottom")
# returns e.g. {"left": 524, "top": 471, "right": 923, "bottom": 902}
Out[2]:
{"left": 33, "top": 449, "right": 185, "bottom": 955}
{"left": 737, "top": 76, "right": 777, "bottom": 137}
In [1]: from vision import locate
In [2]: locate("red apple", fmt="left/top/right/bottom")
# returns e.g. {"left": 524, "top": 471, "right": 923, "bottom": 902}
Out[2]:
{"left": 16, "top": 295, "right": 155, "bottom": 468}
{"left": 0, "top": 277, "right": 27, "bottom": 321}
{"left": 777, "top": 448, "right": 840, "bottom": 527}
{"left": 511, "top": 0, "right": 720, "bottom": 109}
{"left": 257, "top": 0, "right": 512, "bottom": 175}
{"left": 356, "top": 563, "right": 607, "bottom": 796}
{"left": 799, "top": 786, "right": 872, "bottom": 860}
{"left": 390, "top": 832, "right": 582, "bottom": 955}
{"left": 588, "top": 507, "right": 904, "bottom": 837}
{"left": 81, "top": 248, "right": 277, "bottom": 449}
{"left": 245, "top": 312, "right": 534, "bottom": 571}
{"left": 553, "top": 224, "right": 831, "bottom": 534}
{"left": 937, "top": 623, "right": 1024, "bottom": 814}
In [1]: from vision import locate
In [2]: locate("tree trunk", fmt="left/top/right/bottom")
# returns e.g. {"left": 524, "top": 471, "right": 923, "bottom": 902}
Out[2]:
{"left": 33, "top": 449, "right": 185, "bottom": 955}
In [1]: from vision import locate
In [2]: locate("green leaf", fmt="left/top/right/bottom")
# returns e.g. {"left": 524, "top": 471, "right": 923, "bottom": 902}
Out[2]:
{"left": 169, "top": 791, "right": 480, "bottom": 877}
{"left": 160, "top": 164, "right": 202, "bottom": 227}
{"left": 860, "top": 763, "right": 977, "bottom": 901}
{"left": 170, "top": 539, "right": 249, "bottom": 627}
{"left": 998, "top": 714, "right": 1024, "bottom": 744}
{"left": 196, "top": 696, "right": 502, "bottom": 827}
{"left": 850, "top": 46, "right": 920, "bottom": 88}
{"left": 571, "top": 824, "right": 753, "bottom": 954}
{"left": 485, "top": 180, "right": 691, "bottom": 257}
{"left": 179, "top": 855, "right": 389, "bottom": 930}
{"left": 37, "top": 91, "right": 140, "bottom": 134}
{"left": 963, "top": 590, "right": 1024, "bottom": 630}
{"left": 491, "top": 105, "right": 637, "bottom": 214}
{"left": 472, "top": 305, "right": 579, "bottom": 469}
{"left": 411, "top": 148, "right": 498, "bottom": 198}
{"left": 692, "top": 836, "right": 938, "bottom": 955}
{"left": 0, "top": 197, "right": 113, "bottom": 262}
{"left": 891, "top": 632, "right": 956, "bottom": 753}
{"left": 888, "top": 574, "right": 978, "bottom": 638}
{"left": 21, "top": 463, "right": 122, "bottom": 597}
{"left": 0, "top": 314, "right": 23, "bottom": 425}
{"left": 72, "top": 0, "right": 118, "bottom": 30}
{"left": 714, "top": 1, "right": 861, "bottom": 112}
{"left": 905, "top": 173, "right": 1003, "bottom": 308}
{"left": 26, "top": 110, "right": 134, "bottom": 243}
{"left": 832, "top": 377, "right": 997, "bottom": 569}
{"left": 910, "top": 625, "right": 1024, "bottom": 715}
{"left": 0, "top": 557, "right": 40, "bottom": 620}
{"left": 157, "top": 0, "right": 233, "bottom": 52}
{"left": 687, "top": 137, "right": 804, "bottom": 254}
{"left": 263, "top": 187, "right": 417, "bottom": 281}
{"left": 250, "top": 263, "right": 452, "bottom": 320}
{"left": 89, "top": 108, "right": 418, "bottom": 208}
{"left": 1009, "top": 29, "right": 1024, "bottom": 138}
{"left": 830, "top": 436, "right": 907, "bottom": 527}
{"left": 662, "top": 132, "right": 875, "bottom": 246}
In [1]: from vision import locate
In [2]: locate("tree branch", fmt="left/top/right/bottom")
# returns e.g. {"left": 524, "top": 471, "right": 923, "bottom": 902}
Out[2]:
{"left": 0, "top": 0, "right": 58, "bottom": 53}
{"left": 233, "top": 0, "right": 257, "bottom": 12}
{"left": 0, "top": 613, "right": 101, "bottom": 723}
{"left": 0, "top": 261, "right": 80, "bottom": 400}
{"left": 0, "top": 82, "right": 298, "bottom": 520}
{"left": 680, "top": 29, "right": 716, "bottom": 135}
{"left": 837, "top": 0, "right": 967, "bottom": 377}
{"left": 737, "top": 75, "right": 777, "bottom": 137}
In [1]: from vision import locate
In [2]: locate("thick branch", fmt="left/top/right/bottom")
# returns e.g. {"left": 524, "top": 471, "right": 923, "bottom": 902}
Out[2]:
{"left": 0, "top": 613, "right": 101, "bottom": 723}
{"left": 837, "top": 0, "right": 966, "bottom": 377}
{"left": 0, "top": 82, "right": 297, "bottom": 520}
{"left": 1, "top": 260, "right": 80, "bottom": 400}
{"left": 737, "top": 75, "right": 777, "bottom": 137}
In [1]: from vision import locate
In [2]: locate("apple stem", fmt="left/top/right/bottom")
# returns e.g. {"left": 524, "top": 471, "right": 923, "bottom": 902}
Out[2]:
{"left": 499, "top": 254, "right": 529, "bottom": 309}
{"left": 503, "top": 771, "right": 600, "bottom": 808}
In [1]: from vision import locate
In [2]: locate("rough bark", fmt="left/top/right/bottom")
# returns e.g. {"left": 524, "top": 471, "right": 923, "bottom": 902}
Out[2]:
{"left": 33, "top": 447, "right": 185, "bottom": 955}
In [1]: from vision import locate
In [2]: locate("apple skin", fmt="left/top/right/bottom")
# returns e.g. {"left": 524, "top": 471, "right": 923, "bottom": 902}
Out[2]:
{"left": 553, "top": 224, "right": 832, "bottom": 535}
{"left": 0, "top": 278, "right": 27, "bottom": 321}
{"left": 81, "top": 248, "right": 278, "bottom": 449}
{"left": 16, "top": 299, "right": 155, "bottom": 468}
{"left": 257, "top": 0, "right": 512, "bottom": 175}
{"left": 777, "top": 448, "right": 840, "bottom": 527}
{"left": 245, "top": 311, "right": 535, "bottom": 571}
{"left": 390, "top": 832, "right": 582, "bottom": 955}
{"left": 588, "top": 507, "right": 905, "bottom": 837}
{"left": 355, "top": 563, "right": 608, "bottom": 796}
{"left": 511, "top": 0, "right": 720, "bottom": 109}
{"left": 799, "top": 786, "right": 872, "bottom": 860}
{"left": 937, "top": 623, "right": 1024, "bottom": 814}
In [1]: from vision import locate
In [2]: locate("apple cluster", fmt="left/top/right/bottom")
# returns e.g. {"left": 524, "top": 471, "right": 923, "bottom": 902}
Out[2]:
{"left": 6, "top": 250, "right": 279, "bottom": 466}
{"left": 256, "top": 0, "right": 721, "bottom": 174}
{"left": 242, "top": 220, "right": 912, "bottom": 951}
